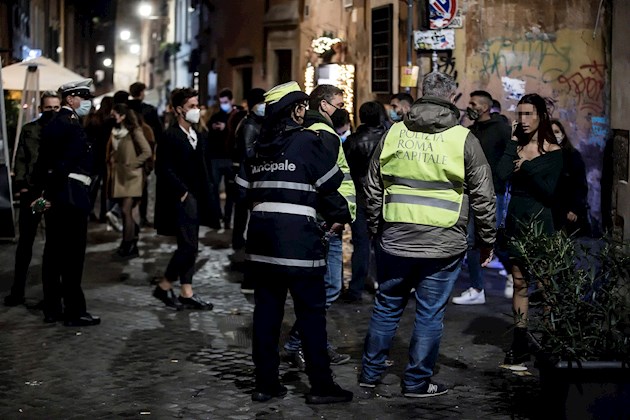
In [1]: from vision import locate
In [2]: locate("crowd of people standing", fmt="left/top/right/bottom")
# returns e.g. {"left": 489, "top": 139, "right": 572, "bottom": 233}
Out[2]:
{"left": 4, "top": 70, "right": 591, "bottom": 404}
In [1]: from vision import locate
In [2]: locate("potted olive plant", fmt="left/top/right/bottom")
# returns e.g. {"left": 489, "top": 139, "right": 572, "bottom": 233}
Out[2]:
{"left": 512, "top": 222, "right": 630, "bottom": 419}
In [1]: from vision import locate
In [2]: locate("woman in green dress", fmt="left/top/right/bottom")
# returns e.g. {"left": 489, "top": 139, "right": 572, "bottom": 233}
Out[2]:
{"left": 497, "top": 94, "right": 562, "bottom": 364}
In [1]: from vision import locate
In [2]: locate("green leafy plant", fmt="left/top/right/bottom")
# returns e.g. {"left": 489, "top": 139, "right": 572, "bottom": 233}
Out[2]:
{"left": 512, "top": 221, "right": 630, "bottom": 363}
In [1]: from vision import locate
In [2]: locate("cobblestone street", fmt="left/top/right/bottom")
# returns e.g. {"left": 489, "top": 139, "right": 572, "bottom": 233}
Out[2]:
{"left": 0, "top": 222, "right": 541, "bottom": 419}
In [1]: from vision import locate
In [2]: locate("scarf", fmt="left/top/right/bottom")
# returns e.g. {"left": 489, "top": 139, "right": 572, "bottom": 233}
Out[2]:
{"left": 111, "top": 126, "right": 129, "bottom": 151}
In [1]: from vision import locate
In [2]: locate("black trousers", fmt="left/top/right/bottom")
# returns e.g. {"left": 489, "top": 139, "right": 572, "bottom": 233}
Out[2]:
{"left": 10, "top": 191, "right": 42, "bottom": 298}
{"left": 165, "top": 194, "right": 199, "bottom": 285}
{"left": 139, "top": 176, "right": 150, "bottom": 222}
{"left": 231, "top": 201, "right": 248, "bottom": 250}
{"left": 252, "top": 272, "right": 334, "bottom": 392}
{"left": 88, "top": 168, "right": 108, "bottom": 221}
{"left": 42, "top": 204, "right": 88, "bottom": 319}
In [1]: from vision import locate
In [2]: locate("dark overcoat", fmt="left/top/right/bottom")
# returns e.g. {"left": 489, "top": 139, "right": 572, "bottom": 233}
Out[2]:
{"left": 154, "top": 125, "right": 221, "bottom": 236}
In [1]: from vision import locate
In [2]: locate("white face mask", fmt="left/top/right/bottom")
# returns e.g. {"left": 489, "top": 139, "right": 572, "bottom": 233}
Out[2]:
{"left": 75, "top": 100, "right": 92, "bottom": 117}
{"left": 185, "top": 108, "right": 201, "bottom": 124}
{"left": 555, "top": 134, "right": 564, "bottom": 144}
{"left": 253, "top": 103, "right": 266, "bottom": 117}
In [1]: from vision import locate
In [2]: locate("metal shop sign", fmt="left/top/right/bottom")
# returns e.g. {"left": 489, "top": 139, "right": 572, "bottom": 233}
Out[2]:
{"left": 414, "top": 29, "right": 455, "bottom": 50}
{"left": 429, "top": 0, "right": 459, "bottom": 29}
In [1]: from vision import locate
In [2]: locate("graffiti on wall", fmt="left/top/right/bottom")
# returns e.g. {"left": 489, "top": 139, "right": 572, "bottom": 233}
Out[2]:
{"left": 589, "top": 116, "right": 609, "bottom": 148}
{"left": 465, "top": 29, "right": 607, "bottom": 231}
{"left": 557, "top": 61, "right": 606, "bottom": 114}
{"left": 479, "top": 37, "right": 572, "bottom": 83}
{"left": 437, "top": 50, "right": 458, "bottom": 81}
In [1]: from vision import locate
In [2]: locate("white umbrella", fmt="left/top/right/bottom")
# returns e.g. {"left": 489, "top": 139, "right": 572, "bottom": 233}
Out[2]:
{"left": 0, "top": 59, "right": 16, "bottom": 239}
{"left": 1, "top": 56, "right": 86, "bottom": 91}
{"left": 2, "top": 57, "right": 89, "bottom": 170}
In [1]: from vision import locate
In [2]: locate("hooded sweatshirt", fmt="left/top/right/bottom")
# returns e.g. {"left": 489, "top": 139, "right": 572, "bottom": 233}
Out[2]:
{"left": 469, "top": 113, "right": 512, "bottom": 194}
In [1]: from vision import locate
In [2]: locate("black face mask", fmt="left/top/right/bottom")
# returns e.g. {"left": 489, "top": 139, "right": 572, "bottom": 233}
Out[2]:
{"left": 466, "top": 107, "right": 480, "bottom": 121}
{"left": 39, "top": 110, "right": 56, "bottom": 125}
{"left": 114, "top": 121, "right": 122, "bottom": 129}
{"left": 330, "top": 108, "right": 349, "bottom": 129}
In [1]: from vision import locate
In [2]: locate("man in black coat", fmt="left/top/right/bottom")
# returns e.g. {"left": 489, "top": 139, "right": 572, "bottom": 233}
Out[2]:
{"left": 4, "top": 91, "right": 61, "bottom": 307}
{"left": 229, "top": 88, "right": 265, "bottom": 282}
{"left": 452, "top": 90, "right": 512, "bottom": 305}
{"left": 31, "top": 79, "right": 100, "bottom": 326}
{"left": 153, "top": 87, "right": 221, "bottom": 310}
{"left": 340, "top": 101, "right": 388, "bottom": 302}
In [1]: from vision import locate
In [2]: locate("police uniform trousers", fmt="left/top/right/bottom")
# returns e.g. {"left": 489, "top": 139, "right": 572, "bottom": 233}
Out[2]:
{"left": 11, "top": 190, "right": 43, "bottom": 299}
{"left": 42, "top": 203, "right": 88, "bottom": 319}
{"left": 252, "top": 273, "right": 335, "bottom": 392}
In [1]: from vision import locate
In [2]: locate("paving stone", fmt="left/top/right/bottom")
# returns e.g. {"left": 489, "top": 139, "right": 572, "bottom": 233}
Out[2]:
{"left": 0, "top": 223, "right": 545, "bottom": 418}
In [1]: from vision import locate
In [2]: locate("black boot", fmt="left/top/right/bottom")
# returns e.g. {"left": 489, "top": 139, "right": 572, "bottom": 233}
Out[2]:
{"left": 117, "top": 240, "right": 139, "bottom": 258}
{"left": 504, "top": 327, "right": 531, "bottom": 364}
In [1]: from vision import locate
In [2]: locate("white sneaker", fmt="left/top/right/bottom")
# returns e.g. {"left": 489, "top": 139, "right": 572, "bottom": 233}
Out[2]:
{"left": 504, "top": 275, "right": 514, "bottom": 299}
{"left": 106, "top": 211, "right": 122, "bottom": 232}
{"left": 451, "top": 287, "right": 486, "bottom": 305}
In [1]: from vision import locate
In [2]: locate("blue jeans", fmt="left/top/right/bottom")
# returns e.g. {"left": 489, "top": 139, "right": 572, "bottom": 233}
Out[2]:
{"left": 324, "top": 233, "right": 343, "bottom": 307}
{"left": 466, "top": 193, "right": 509, "bottom": 290}
{"left": 361, "top": 245, "right": 463, "bottom": 390}
{"left": 284, "top": 233, "right": 343, "bottom": 353}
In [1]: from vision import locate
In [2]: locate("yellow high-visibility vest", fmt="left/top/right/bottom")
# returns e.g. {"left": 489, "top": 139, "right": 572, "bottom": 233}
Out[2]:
{"left": 380, "top": 122, "right": 468, "bottom": 228}
{"left": 308, "top": 122, "right": 357, "bottom": 221}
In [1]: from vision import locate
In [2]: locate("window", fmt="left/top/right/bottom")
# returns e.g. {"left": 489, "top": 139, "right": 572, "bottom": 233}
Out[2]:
{"left": 371, "top": 5, "right": 393, "bottom": 93}
{"left": 275, "top": 49, "right": 292, "bottom": 84}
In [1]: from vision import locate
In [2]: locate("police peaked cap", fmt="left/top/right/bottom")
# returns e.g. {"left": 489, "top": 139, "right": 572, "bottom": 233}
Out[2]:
{"left": 58, "top": 78, "right": 94, "bottom": 98}
{"left": 264, "top": 81, "right": 309, "bottom": 117}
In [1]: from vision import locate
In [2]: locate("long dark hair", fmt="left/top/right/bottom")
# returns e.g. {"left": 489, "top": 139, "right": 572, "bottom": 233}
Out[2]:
{"left": 112, "top": 103, "right": 140, "bottom": 132}
{"left": 551, "top": 119, "right": 575, "bottom": 152}
{"left": 515, "top": 93, "right": 556, "bottom": 154}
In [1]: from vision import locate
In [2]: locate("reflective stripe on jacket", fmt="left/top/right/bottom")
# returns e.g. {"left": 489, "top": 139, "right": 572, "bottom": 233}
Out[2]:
{"left": 380, "top": 122, "right": 468, "bottom": 228}
{"left": 237, "top": 126, "right": 345, "bottom": 274}
{"left": 308, "top": 122, "right": 357, "bottom": 220}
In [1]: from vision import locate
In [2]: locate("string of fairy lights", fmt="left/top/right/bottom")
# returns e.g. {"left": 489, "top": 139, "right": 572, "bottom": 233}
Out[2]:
{"left": 304, "top": 37, "right": 355, "bottom": 126}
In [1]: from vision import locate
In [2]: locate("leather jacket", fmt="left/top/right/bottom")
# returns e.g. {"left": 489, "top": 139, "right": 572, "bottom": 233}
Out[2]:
{"left": 343, "top": 124, "right": 386, "bottom": 197}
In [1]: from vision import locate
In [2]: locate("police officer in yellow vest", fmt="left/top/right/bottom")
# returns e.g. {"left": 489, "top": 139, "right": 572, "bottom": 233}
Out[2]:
{"left": 360, "top": 72, "right": 496, "bottom": 397}
{"left": 283, "top": 84, "right": 356, "bottom": 367}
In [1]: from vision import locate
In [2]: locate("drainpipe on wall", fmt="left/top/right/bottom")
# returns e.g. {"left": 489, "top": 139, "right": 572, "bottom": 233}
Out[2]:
{"left": 406, "top": 0, "right": 413, "bottom": 93}
{"left": 59, "top": 0, "right": 65, "bottom": 65}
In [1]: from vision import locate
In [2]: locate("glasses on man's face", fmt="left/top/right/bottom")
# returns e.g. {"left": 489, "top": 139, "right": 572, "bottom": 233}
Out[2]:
{"left": 327, "top": 100, "right": 344, "bottom": 110}
{"left": 296, "top": 103, "right": 308, "bottom": 111}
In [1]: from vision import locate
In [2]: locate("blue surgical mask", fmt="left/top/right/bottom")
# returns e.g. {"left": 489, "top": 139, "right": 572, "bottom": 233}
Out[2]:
{"left": 253, "top": 103, "right": 266, "bottom": 117}
{"left": 75, "top": 100, "right": 92, "bottom": 117}
{"left": 340, "top": 129, "right": 351, "bottom": 143}
{"left": 389, "top": 109, "right": 402, "bottom": 122}
{"left": 220, "top": 103, "right": 232, "bottom": 113}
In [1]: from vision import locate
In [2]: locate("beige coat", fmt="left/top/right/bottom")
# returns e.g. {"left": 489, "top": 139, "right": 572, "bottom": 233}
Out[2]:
{"left": 106, "top": 127, "right": 152, "bottom": 198}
